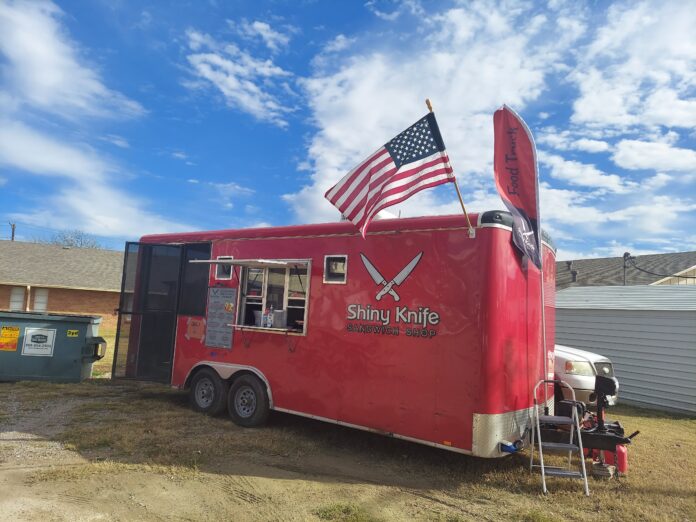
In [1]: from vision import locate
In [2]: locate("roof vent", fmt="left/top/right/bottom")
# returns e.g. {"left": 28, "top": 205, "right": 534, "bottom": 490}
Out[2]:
{"left": 62, "top": 246, "right": 71, "bottom": 250}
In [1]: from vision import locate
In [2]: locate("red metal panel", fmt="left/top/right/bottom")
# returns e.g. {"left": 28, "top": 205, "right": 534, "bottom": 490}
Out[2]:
{"left": 164, "top": 215, "right": 554, "bottom": 453}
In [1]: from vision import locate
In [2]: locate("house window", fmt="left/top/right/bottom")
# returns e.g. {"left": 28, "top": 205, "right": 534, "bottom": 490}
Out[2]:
{"left": 215, "top": 256, "right": 233, "bottom": 280}
{"left": 33, "top": 288, "right": 49, "bottom": 312}
{"left": 238, "top": 261, "right": 309, "bottom": 333}
{"left": 9, "top": 287, "right": 25, "bottom": 311}
{"left": 323, "top": 255, "right": 347, "bottom": 284}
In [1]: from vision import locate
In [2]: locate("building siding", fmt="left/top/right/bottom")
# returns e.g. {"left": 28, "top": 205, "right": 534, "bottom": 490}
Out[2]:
{"left": 0, "top": 284, "right": 119, "bottom": 332}
{"left": 653, "top": 266, "right": 696, "bottom": 286}
{"left": 556, "top": 308, "right": 696, "bottom": 414}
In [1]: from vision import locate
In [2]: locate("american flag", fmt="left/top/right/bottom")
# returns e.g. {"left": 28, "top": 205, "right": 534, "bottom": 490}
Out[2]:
{"left": 324, "top": 112, "right": 455, "bottom": 236}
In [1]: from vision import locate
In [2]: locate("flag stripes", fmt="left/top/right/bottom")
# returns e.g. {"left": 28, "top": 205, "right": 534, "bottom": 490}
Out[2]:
{"left": 324, "top": 112, "right": 455, "bottom": 236}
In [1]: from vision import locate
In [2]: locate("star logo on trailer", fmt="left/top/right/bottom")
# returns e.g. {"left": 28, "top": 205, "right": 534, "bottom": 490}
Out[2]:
{"left": 360, "top": 252, "right": 423, "bottom": 301}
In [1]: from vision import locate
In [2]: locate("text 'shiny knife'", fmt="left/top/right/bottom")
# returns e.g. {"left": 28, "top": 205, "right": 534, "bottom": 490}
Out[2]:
{"left": 375, "top": 251, "right": 423, "bottom": 301}
{"left": 360, "top": 253, "right": 400, "bottom": 301}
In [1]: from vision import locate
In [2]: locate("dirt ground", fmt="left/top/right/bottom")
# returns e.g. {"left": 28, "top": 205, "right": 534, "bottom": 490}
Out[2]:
{"left": 1, "top": 379, "right": 694, "bottom": 522}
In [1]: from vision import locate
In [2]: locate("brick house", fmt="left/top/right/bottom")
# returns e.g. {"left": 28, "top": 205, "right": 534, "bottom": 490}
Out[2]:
{"left": 0, "top": 240, "right": 123, "bottom": 331}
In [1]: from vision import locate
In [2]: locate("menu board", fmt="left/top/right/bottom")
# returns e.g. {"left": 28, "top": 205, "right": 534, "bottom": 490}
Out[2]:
{"left": 205, "top": 287, "right": 237, "bottom": 349}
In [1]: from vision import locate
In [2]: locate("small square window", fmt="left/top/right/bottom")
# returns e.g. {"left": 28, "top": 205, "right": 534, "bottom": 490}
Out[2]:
{"left": 215, "top": 256, "right": 233, "bottom": 280}
{"left": 324, "top": 255, "right": 347, "bottom": 284}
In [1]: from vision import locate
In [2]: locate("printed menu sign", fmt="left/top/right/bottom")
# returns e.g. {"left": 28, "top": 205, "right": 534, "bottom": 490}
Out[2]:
{"left": 205, "top": 287, "right": 236, "bottom": 349}
{"left": 21, "top": 328, "right": 56, "bottom": 357}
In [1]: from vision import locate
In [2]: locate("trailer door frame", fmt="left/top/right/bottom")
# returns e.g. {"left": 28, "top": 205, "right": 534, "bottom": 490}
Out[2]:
{"left": 112, "top": 242, "right": 184, "bottom": 383}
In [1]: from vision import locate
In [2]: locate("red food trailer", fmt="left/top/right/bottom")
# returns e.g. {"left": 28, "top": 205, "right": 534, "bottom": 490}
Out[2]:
{"left": 112, "top": 210, "right": 556, "bottom": 458}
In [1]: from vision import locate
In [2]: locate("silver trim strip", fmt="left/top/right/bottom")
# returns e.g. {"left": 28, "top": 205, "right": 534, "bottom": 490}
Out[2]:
{"left": 475, "top": 217, "right": 556, "bottom": 258}
{"left": 272, "top": 406, "right": 473, "bottom": 455}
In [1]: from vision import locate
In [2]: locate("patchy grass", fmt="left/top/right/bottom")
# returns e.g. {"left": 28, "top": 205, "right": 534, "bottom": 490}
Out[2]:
{"left": 517, "top": 509, "right": 560, "bottom": 522}
{"left": 314, "top": 503, "right": 381, "bottom": 522}
{"left": 3, "top": 379, "right": 695, "bottom": 521}
{"left": 28, "top": 461, "right": 201, "bottom": 484}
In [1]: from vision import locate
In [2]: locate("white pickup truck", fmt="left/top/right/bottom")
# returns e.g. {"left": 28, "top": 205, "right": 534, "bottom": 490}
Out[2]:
{"left": 554, "top": 344, "right": 618, "bottom": 406}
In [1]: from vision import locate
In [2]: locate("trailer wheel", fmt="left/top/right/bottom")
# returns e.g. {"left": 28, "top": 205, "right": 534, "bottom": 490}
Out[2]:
{"left": 190, "top": 368, "right": 229, "bottom": 416}
{"left": 228, "top": 374, "right": 269, "bottom": 427}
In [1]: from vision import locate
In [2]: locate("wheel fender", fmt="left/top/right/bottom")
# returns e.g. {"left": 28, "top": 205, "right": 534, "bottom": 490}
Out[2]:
{"left": 185, "top": 362, "right": 273, "bottom": 408}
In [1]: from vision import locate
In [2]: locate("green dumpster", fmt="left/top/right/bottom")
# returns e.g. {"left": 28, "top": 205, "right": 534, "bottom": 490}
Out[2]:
{"left": 0, "top": 311, "right": 106, "bottom": 382}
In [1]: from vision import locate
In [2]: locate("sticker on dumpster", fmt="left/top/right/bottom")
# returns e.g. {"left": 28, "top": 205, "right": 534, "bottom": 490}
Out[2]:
{"left": 21, "top": 328, "right": 56, "bottom": 357}
{"left": 0, "top": 326, "right": 20, "bottom": 351}
{"left": 67, "top": 330, "right": 79, "bottom": 338}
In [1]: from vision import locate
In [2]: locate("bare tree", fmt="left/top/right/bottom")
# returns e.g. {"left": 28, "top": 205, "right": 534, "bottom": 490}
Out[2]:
{"left": 44, "top": 230, "right": 103, "bottom": 249}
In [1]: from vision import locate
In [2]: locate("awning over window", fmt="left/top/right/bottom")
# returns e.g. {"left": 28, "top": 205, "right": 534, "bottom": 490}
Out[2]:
{"left": 189, "top": 259, "right": 306, "bottom": 269}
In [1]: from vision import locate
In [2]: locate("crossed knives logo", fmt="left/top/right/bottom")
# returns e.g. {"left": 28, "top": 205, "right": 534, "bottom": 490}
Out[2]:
{"left": 360, "top": 251, "right": 423, "bottom": 302}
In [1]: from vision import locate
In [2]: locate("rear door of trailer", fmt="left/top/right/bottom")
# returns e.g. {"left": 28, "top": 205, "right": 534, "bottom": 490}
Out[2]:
{"left": 112, "top": 241, "right": 211, "bottom": 383}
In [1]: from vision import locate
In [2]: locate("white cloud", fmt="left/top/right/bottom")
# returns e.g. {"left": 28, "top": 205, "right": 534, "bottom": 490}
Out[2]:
{"left": 537, "top": 129, "right": 610, "bottom": 153}
{"left": 285, "top": 4, "right": 587, "bottom": 223}
{"left": 575, "top": 138, "right": 610, "bottom": 153}
{"left": 612, "top": 140, "right": 696, "bottom": 172}
{"left": 100, "top": 134, "right": 130, "bottom": 148}
{"left": 0, "top": 1, "right": 144, "bottom": 120}
{"left": 237, "top": 20, "right": 291, "bottom": 53}
{"left": 539, "top": 183, "right": 606, "bottom": 226}
{"left": 0, "top": 121, "right": 189, "bottom": 237}
{"left": 0, "top": 120, "right": 104, "bottom": 180}
{"left": 604, "top": 196, "right": 696, "bottom": 235}
{"left": 210, "top": 181, "right": 255, "bottom": 197}
{"left": 324, "top": 34, "right": 355, "bottom": 53}
{"left": 208, "top": 181, "right": 255, "bottom": 210}
{"left": 540, "top": 152, "right": 632, "bottom": 193}
{"left": 365, "top": 0, "right": 424, "bottom": 21}
{"left": 644, "top": 172, "right": 671, "bottom": 190}
{"left": 171, "top": 150, "right": 189, "bottom": 160}
{"left": 184, "top": 29, "right": 294, "bottom": 127}
{"left": 570, "top": 2, "right": 696, "bottom": 130}
{"left": 590, "top": 241, "right": 667, "bottom": 259}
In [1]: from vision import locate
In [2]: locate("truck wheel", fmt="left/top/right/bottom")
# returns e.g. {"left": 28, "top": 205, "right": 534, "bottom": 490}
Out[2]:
{"left": 228, "top": 374, "right": 270, "bottom": 427}
{"left": 190, "top": 368, "right": 229, "bottom": 416}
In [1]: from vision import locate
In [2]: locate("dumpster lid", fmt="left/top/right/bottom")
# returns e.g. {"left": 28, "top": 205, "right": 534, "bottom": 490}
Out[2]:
{"left": 0, "top": 311, "right": 103, "bottom": 324}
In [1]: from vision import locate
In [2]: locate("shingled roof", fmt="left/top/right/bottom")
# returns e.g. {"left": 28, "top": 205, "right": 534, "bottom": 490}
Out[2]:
{"left": 0, "top": 240, "right": 123, "bottom": 292}
{"left": 556, "top": 250, "right": 696, "bottom": 290}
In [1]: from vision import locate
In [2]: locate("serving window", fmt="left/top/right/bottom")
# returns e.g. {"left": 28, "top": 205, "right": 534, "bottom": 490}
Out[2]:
{"left": 238, "top": 261, "right": 310, "bottom": 333}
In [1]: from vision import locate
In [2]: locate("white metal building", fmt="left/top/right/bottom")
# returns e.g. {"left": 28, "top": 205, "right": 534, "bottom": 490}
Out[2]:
{"left": 556, "top": 285, "right": 696, "bottom": 415}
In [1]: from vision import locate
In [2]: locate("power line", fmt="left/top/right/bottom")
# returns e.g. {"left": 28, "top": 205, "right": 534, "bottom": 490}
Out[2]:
{"left": 623, "top": 252, "right": 696, "bottom": 281}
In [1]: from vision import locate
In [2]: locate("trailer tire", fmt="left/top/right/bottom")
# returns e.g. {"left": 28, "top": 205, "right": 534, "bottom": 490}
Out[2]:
{"left": 189, "top": 367, "right": 229, "bottom": 416}
{"left": 228, "top": 374, "right": 269, "bottom": 427}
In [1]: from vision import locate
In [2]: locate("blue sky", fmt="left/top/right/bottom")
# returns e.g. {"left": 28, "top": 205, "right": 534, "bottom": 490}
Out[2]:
{"left": 0, "top": 0, "right": 694, "bottom": 259}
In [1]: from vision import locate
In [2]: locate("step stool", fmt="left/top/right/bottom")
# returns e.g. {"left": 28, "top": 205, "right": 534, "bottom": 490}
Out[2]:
{"left": 529, "top": 379, "right": 590, "bottom": 496}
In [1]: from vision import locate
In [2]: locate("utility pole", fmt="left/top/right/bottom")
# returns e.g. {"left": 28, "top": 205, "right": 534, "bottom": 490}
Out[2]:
{"left": 9, "top": 222, "right": 16, "bottom": 241}
{"left": 622, "top": 252, "right": 632, "bottom": 286}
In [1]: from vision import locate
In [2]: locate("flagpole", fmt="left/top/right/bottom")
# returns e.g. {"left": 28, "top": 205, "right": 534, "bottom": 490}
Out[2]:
{"left": 523, "top": 111, "right": 550, "bottom": 414}
{"left": 425, "top": 99, "right": 475, "bottom": 238}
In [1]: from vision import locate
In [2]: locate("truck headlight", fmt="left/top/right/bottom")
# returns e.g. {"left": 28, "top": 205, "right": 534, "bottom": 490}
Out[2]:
{"left": 564, "top": 361, "right": 594, "bottom": 376}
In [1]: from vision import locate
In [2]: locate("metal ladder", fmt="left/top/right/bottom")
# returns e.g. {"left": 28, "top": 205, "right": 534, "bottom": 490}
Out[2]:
{"left": 529, "top": 379, "right": 589, "bottom": 496}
